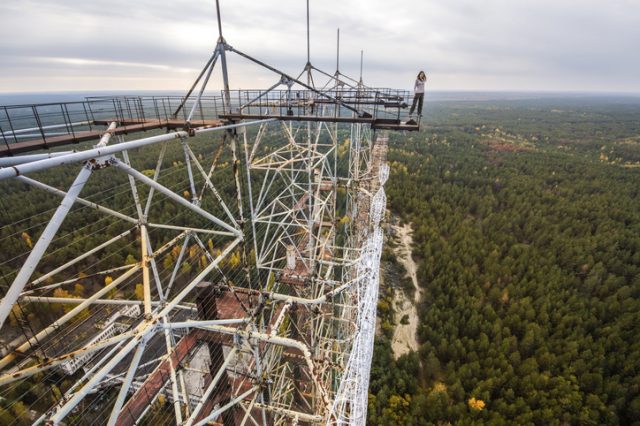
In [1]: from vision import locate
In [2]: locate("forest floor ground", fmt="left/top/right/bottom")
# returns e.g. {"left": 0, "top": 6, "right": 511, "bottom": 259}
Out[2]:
{"left": 391, "top": 222, "right": 422, "bottom": 358}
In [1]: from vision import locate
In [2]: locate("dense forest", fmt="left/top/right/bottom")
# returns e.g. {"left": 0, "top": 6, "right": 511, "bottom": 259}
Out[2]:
{"left": 368, "top": 96, "right": 640, "bottom": 425}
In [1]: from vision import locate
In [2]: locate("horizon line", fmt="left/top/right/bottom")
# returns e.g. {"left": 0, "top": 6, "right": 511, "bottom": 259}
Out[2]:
{"left": 1, "top": 88, "right": 640, "bottom": 96}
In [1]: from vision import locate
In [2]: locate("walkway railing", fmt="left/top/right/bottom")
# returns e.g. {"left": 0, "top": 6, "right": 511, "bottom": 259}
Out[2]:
{"left": 0, "top": 89, "right": 419, "bottom": 155}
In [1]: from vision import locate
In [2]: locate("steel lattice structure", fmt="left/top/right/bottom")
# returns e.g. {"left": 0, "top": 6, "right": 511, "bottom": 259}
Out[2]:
{"left": 0, "top": 2, "right": 417, "bottom": 424}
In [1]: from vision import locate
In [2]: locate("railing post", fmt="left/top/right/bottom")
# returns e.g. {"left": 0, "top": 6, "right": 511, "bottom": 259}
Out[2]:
{"left": 166, "top": 98, "right": 173, "bottom": 121}
{"left": 3, "top": 107, "right": 18, "bottom": 146}
{"left": 60, "top": 104, "right": 71, "bottom": 136}
{"left": 63, "top": 104, "right": 77, "bottom": 141}
{"left": 180, "top": 98, "right": 188, "bottom": 121}
{"left": 32, "top": 105, "right": 48, "bottom": 149}
{"left": 140, "top": 98, "right": 148, "bottom": 129}
{"left": 153, "top": 97, "right": 161, "bottom": 122}
{"left": 112, "top": 99, "right": 120, "bottom": 124}
{"left": 0, "top": 126, "right": 11, "bottom": 155}
{"left": 124, "top": 98, "right": 133, "bottom": 121}
{"left": 82, "top": 102, "right": 93, "bottom": 131}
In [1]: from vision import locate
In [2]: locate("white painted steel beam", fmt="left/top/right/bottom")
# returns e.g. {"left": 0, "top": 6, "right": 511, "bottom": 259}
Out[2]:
{"left": 20, "top": 296, "right": 196, "bottom": 311}
{"left": 0, "top": 131, "right": 188, "bottom": 180}
{"left": 193, "top": 386, "right": 259, "bottom": 426}
{"left": 16, "top": 175, "right": 139, "bottom": 224}
{"left": 0, "top": 151, "right": 73, "bottom": 167}
{"left": 0, "top": 265, "right": 139, "bottom": 370}
{"left": 0, "top": 162, "right": 93, "bottom": 330}
{"left": 28, "top": 228, "right": 135, "bottom": 287}
{"left": 192, "top": 118, "right": 277, "bottom": 135}
{"left": 107, "top": 340, "right": 147, "bottom": 426}
{"left": 112, "top": 158, "right": 241, "bottom": 236}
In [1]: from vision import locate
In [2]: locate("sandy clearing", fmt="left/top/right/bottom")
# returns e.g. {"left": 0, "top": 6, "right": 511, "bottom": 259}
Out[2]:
{"left": 391, "top": 222, "right": 423, "bottom": 358}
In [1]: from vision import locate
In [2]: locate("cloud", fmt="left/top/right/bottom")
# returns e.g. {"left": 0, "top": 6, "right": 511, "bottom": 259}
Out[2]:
{"left": 0, "top": 0, "right": 639, "bottom": 93}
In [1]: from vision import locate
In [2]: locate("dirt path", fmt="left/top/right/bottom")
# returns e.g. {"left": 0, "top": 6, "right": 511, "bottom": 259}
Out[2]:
{"left": 391, "top": 222, "right": 423, "bottom": 358}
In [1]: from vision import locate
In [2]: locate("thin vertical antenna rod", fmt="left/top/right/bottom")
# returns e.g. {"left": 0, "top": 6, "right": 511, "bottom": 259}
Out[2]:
{"left": 359, "top": 50, "right": 364, "bottom": 84}
{"left": 216, "top": 0, "right": 224, "bottom": 40}
{"left": 336, "top": 28, "right": 340, "bottom": 74}
{"left": 215, "top": 0, "right": 231, "bottom": 111}
{"left": 306, "top": 0, "right": 310, "bottom": 65}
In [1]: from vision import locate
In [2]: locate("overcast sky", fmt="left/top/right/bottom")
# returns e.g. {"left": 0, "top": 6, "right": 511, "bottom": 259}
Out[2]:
{"left": 1, "top": 0, "right": 639, "bottom": 93}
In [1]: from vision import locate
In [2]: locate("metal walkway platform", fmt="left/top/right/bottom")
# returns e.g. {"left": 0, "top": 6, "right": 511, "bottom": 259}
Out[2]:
{"left": 0, "top": 118, "right": 224, "bottom": 156}
{"left": 0, "top": 89, "right": 421, "bottom": 156}
{"left": 220, "top": 113, "right": 419, "bottom": 131}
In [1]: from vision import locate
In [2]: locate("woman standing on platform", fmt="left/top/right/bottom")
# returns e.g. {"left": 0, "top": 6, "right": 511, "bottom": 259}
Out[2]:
{"left": 409, "top": 70, "right": 427, "bottom": 118}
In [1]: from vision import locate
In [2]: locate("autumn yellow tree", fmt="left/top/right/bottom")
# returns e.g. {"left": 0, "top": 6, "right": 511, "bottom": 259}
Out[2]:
{"left": 52, "top": 288, "right": 89, "bottom": 320}
{"left": 104, "top": 275, "right": 116, "bottom": 298}
{"left": 134, "top": 283, "right": 145, "bottom": 301}
{"left": 163, "top": 254, "right": 174, "bottom": 269}
{"left": 228, "top": 252, "right": 241, "bottom": 268}
{"left": 468, "top": 397, "right": 485, "bottom": 410}
{"left": 74, "top": 283, "right": 85, "bottom": 297}
{"left": 9, "top": 304, "right": 25, "bottom": 327}
{"left": 53, "top": 288, "right": 75, "bottom": 314}
{"left": 21, "top": 232, "right": 32, "bottom": 248}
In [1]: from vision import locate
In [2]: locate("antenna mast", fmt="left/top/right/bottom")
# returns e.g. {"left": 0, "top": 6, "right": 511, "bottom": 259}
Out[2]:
{"left": 216, "top": 0, "right": 231, "bottom": 112}
{"left": 306, "top": 0, "right": 311, "bottom": 65}
{"left": 306, "top": 0, "right": 313, "bottom": 86}
{"left": 336, "top": 28, "right": 340, "bottom": 76}
{"left": 359, "top": 50, "right": 364, "bottom": 85}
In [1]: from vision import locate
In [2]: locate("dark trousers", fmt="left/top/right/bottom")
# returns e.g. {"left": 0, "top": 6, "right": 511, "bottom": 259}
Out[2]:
{"left": 409, "top": 92, "right": 424, "bottom": 116}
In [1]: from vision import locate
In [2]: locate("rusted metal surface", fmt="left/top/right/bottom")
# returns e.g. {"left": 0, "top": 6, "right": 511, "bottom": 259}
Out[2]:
{"left": 113, "top": 285, "right": 290, "bottom": 425}
{"left": 195, "top": 283, "right": 237, "bottom": 426}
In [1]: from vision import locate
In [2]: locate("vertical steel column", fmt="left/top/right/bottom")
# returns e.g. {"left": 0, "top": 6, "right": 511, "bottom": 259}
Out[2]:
{"left": 162, "top": 317, "right": 184, "bottom": 424}
{"left": 242, "top": 129, "right": 262, "bottom": 290}
{"left": 229, "top": 130, "right": 253, "bottom": 293}
{"left": 121, "top": 148, "right": 152, "bottom": 317}
{"left": 139, "top": 225, "right": 152, "bottom": 317}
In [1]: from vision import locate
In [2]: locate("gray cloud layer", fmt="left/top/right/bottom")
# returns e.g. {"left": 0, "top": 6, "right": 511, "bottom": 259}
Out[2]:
{"left": 1, "top": 0, "right": 638, "bottom": 92}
